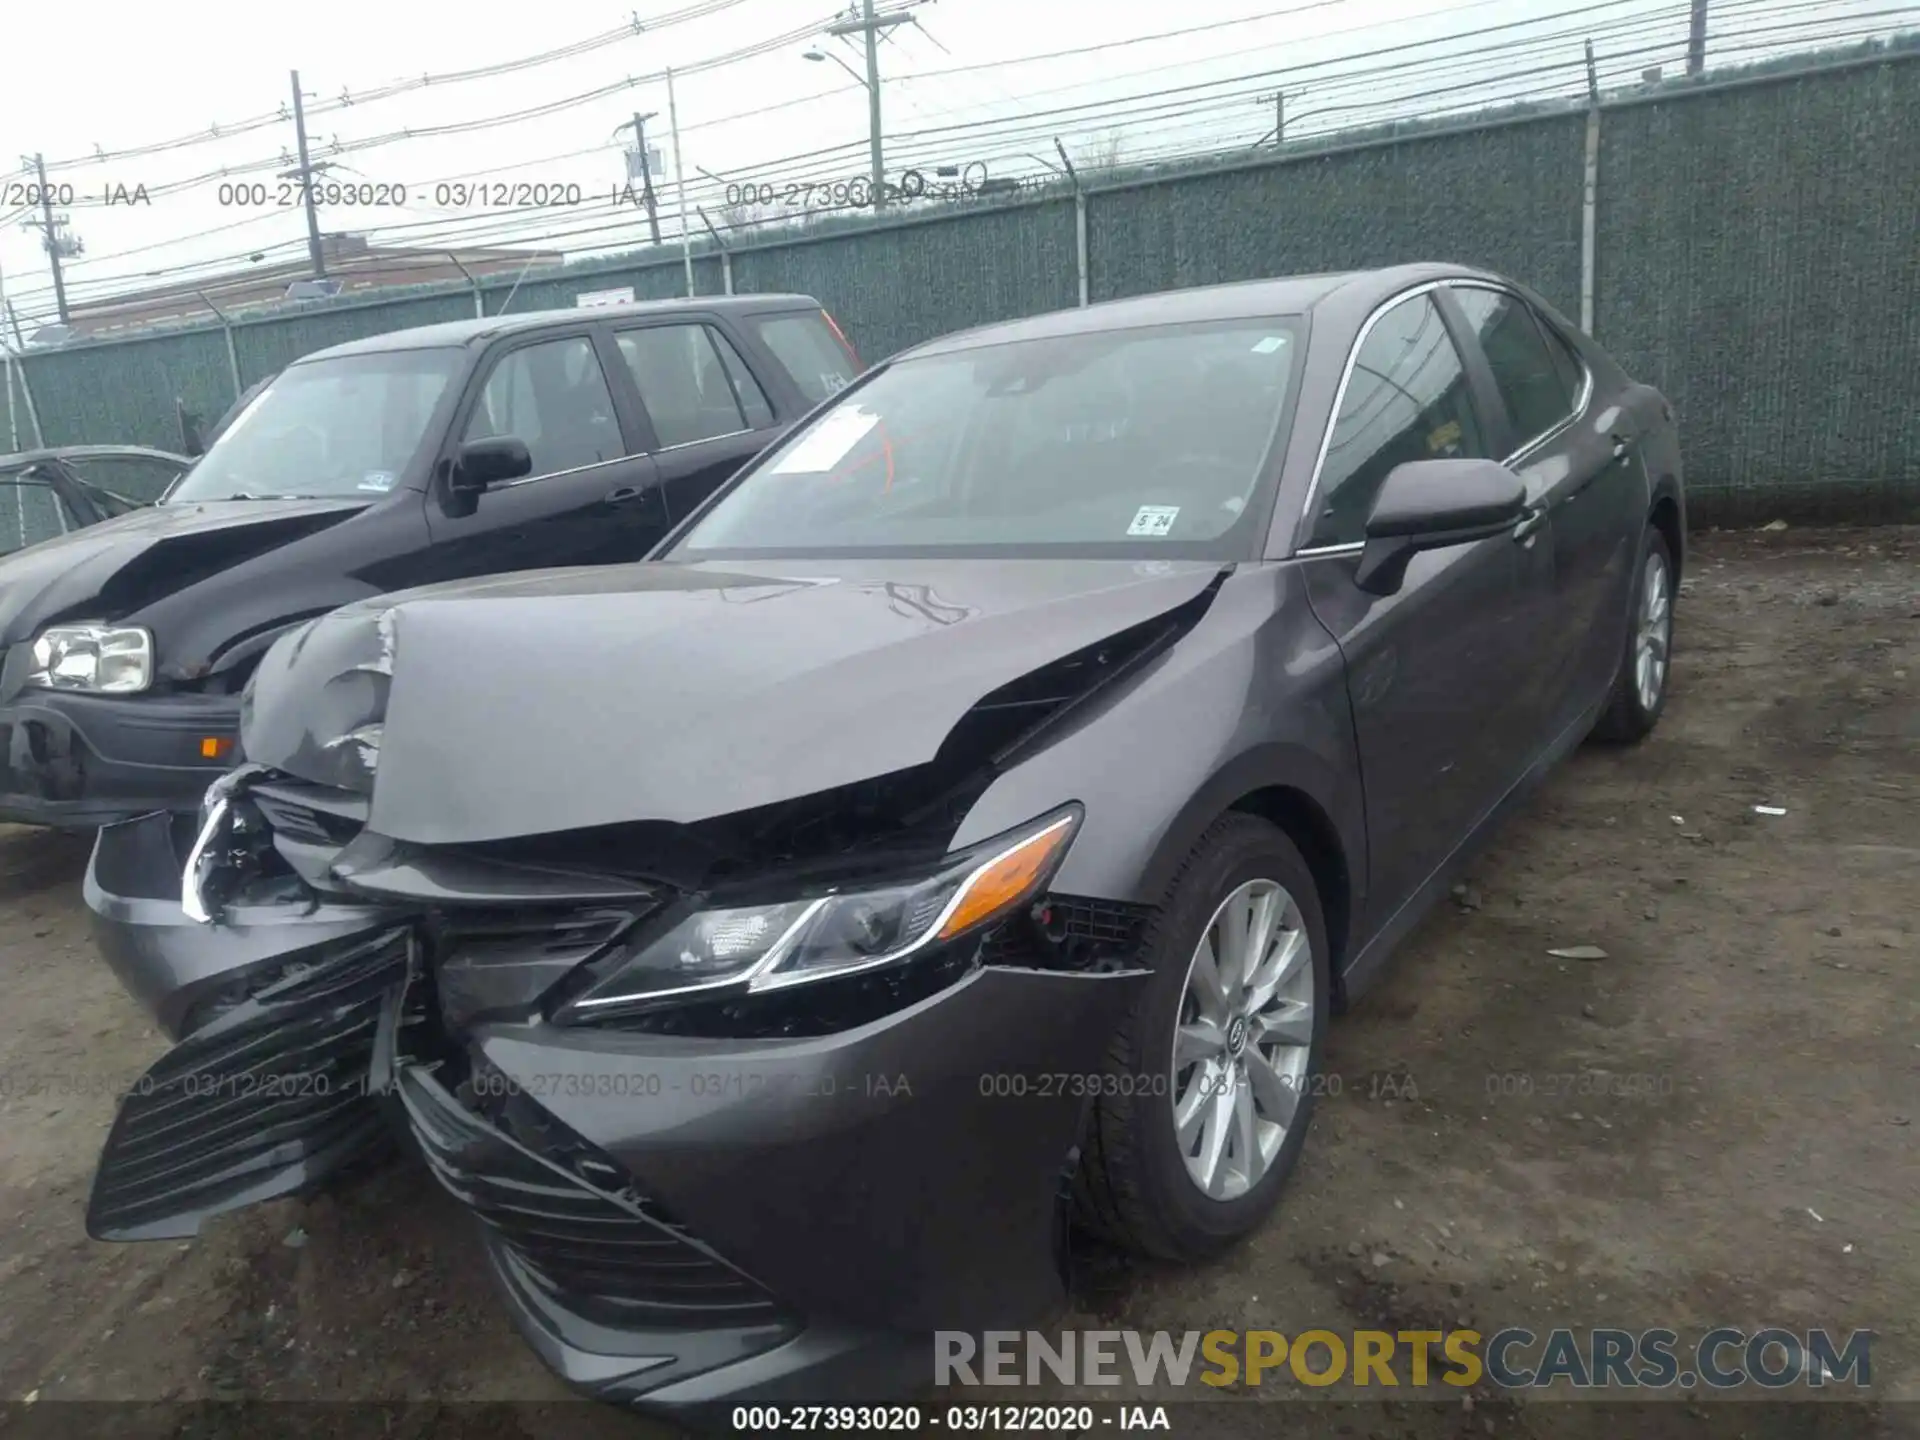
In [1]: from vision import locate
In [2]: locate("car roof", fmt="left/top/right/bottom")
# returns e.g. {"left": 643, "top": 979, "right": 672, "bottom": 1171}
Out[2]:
{"left": 297, "top": 293, "right": 826, "bottom": 362}
{"left": 897, "top": 262, "right": 1498, "bottom": 358}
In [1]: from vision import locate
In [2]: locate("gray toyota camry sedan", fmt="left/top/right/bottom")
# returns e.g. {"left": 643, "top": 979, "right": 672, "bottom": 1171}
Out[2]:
{"left": 82, "top": 262, "right": 1684, "bottom": 1422}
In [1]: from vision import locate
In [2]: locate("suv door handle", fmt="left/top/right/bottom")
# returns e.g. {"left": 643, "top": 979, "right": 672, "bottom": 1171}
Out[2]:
{"left": 1512, "top": 505, "right": 1549, "bottom": 543}
{"left": 1611, "top": 432, "right": 1635, "bottom": 463}
{"left": 603, "top": 485, "right": 644, "bottom": 505}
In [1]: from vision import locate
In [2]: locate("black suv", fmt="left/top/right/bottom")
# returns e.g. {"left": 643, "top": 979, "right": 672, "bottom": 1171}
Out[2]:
{"left": 0, "top": 294, "right": 861, "bottom": 828}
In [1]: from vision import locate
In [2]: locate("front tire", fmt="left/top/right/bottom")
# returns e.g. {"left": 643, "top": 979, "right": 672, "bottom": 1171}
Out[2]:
{"left": 1592, "top": 524, "right": 1676, "bottom": 743}
{"left": 1074, "top": 814, "right": 1330, "bottom": 1261}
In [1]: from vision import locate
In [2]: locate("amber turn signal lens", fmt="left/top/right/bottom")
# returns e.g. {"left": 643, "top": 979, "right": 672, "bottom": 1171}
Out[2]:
{"left": 936, "top": 813, "right": 1078, "bottom": 942}
{"left": 199, "top": 736, "right": 234, "bottom": 760}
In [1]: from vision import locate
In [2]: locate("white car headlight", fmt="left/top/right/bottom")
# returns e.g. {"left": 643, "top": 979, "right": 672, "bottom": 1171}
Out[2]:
{"left": 558, "top": 808, "right": 1082, "bottom": 1021}
{"left": 27, "top": 624, "right": 154, "bottom": 694}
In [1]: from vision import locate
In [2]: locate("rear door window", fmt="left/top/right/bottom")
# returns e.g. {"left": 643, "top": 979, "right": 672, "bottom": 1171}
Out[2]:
{"left": 1450, "top": 286, "right": 1576, "bottom": 449}
{"left": 708, "top": 328, "right": 775, "bottom": 429}
{"left": 752, "top": 311, "right": 859, "bottom": 404}
{"left": 1535, "top": 312, "right": 1587, "bottom": 405}
{"left": 615, "top": 323, "right": 764, "bottom": 448}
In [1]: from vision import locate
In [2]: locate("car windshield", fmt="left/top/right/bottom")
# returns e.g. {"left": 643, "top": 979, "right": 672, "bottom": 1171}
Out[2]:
{"left": 671, "top": 317, "right": 1303, "bottom": 560}
{"left": 167, "top": 349, "right": 463, "bottom": 503}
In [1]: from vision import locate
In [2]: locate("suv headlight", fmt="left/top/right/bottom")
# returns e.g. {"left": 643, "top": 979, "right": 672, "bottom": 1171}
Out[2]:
{"left": 559, "top": 807, "right": 1081, "bottom": 1021}
{"left": 27, "top": 624, "right": 153, "bottom": 694}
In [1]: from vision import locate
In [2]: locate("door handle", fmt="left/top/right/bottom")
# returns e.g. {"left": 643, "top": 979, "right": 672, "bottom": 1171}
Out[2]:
{"left": 1611, "top": 432, "right": 1635, "bottom": 464}
{"left": 1512, "top": 505, "right": 1548, "bottom": 543}
{"left": 603, "top": 485, "right": 644, "bottom": 505}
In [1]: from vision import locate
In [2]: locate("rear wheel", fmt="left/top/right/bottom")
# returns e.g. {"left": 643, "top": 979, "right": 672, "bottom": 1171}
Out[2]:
{"left": 1074, "top": 814, "right": 1330, "bottom": 1261}
{"left": 1592, "top": 524, "right": 1675, "bottom": 743}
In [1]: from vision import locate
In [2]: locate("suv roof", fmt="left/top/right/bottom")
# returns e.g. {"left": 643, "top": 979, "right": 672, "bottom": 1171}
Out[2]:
{"left": 301, "top": 292, "right": 825, "bottom": 362}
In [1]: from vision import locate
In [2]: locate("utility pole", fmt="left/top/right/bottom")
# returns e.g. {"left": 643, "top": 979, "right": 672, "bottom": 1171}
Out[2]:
{"left": 285, "top": 70, "right": 330, "bottom": 277}
{"left": 666, "top": 68, "right": 695, "bottom": 297}
{"left": 823, "top": 1, "right": 915, "bottom": 210}
{"left": 619, "top": 111, "right": 664, "bottom": 245}
{"left": 1687, "top": 0, "right": 1707, "bottom": 76}
{"left": 861, "top": 0, "right": 883, "bottom": 208}
{"left": 1257, "top": 91, "right": 1286, "bottom": 146}
{"left": 23, "top": 154, "right": 78, "bottom": 323}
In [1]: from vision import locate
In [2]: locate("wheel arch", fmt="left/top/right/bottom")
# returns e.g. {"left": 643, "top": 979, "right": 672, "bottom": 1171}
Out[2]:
{"left": 1649, "top": 485, "right": 1685, "bottom": 582}
{"left": 1135, "top": 745, "right": 1361, "bottom": 1005}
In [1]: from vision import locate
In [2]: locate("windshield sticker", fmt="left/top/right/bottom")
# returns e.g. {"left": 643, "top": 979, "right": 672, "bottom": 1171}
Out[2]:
{"left": 1251, "top": 335, "right": 1288, "bottom": 354}
{"left": 1128, "top": 505, "right": 1180, "bottom": 538}
{"left": 769, "top": 407, "right": 879, "bottom": 474}
{"left": 358, "top": 471, "right": 396, "bottom": 493}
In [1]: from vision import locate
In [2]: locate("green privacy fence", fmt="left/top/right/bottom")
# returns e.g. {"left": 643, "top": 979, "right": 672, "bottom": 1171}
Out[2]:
{"left": 7, "top": 50, "right": 1918, "bottom": 522}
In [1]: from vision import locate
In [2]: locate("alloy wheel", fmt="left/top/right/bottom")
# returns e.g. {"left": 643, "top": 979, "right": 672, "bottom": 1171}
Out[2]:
{"left": 1635, "top": 550, "right": 1672, "bottom": 712}
{"left": 1169, "top": 878, "right": 1315, "bottom": 1201}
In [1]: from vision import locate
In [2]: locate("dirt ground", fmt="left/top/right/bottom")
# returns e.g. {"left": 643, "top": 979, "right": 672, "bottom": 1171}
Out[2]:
{"left": 0, "top": 526, "right": 1914, "bottom": 1440}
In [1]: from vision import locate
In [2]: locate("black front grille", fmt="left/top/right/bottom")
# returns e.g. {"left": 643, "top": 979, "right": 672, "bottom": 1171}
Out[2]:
{"left": 249, "top": 778, "right": 368, "bottom": 846}
{"left": 431, "top": 907, "right": 640, "bottom": 1029}
{"left": 88, "top": 929, "right": 410, "bottom": 1241}
{"left": 398, "top": 1064, "right": 782, "bottom": 1325}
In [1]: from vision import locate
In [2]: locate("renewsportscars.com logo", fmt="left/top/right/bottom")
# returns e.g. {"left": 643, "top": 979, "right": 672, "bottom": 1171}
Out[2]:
{"left": 935, "top": 1328, "right": 1872, "bottom": 1391}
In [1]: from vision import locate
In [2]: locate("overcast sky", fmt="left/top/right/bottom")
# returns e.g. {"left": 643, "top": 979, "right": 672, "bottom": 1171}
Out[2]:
{"left": 0, "top": 0, "right": 1909, "bottom": 324}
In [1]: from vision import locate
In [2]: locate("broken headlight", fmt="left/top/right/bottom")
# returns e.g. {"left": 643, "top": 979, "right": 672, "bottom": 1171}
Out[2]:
{"left": 557, "top": 806, "right": 1081, "bottom": 1021}
{"left": 28, "top": 623, "right": 153, "bottom": 693}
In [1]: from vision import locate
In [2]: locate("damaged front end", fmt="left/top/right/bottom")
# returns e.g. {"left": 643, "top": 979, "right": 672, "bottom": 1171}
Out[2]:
{"left": 80, "top": 573, "right": 1219, "bottom": 1413}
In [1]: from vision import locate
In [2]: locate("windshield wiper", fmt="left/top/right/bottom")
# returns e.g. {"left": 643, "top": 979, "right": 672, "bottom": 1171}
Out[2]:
{"left": 224, "top": 490, "right": 313, "bottom": 501}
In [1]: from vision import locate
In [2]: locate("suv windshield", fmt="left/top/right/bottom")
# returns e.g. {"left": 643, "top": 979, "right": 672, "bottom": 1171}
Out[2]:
{"left": 672, "top": 318, "right": 1302, "bottom": 560}
{"left": 168, "top": 349, "right": 463, "bottom": 503}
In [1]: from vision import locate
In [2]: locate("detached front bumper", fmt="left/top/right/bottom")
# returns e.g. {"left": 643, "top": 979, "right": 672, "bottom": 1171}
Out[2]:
{"left": 1, "top": 687, "right": 239, "bottom": 829}
{"left": 83, "top": 808, "right": 1150, "bottom": 1420}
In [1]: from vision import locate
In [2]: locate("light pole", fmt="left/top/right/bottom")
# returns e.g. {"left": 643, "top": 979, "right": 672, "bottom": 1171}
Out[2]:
{"left": 804, "top": 47, "right": 868, "bottom": 88}
{"left": 803, "top": 47, "right": 883, "bottom": 209}
{"left": 807, "top": 0, "right": 914, "bottom": 211}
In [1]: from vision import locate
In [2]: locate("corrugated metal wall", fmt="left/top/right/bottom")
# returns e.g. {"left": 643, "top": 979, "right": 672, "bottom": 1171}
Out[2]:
{"left": 10, "top": 53, "right": 1918, "bottom": 521}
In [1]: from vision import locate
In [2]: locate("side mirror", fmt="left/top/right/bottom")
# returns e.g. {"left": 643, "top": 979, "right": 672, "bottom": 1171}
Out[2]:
{"left": 449, "top": 437, "right": 532, "bottom": 498}
{"left": 1353, "top": 459, "right": 1527, "bottom": 596}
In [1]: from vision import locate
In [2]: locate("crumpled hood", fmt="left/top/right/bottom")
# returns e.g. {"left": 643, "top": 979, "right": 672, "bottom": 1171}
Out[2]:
{"left": 243, "top": 557, "right": 1227, "bottom": 845}
{"left": 0, "top": 497, "right": 370, "bottom": 646}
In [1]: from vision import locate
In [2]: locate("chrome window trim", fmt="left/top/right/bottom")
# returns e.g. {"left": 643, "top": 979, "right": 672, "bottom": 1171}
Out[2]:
{"left": 650, "top": 424, "right": 756, "bottom": 454}
{"left": 495, "top": 453, "right": 633, "bottom": 490}
{"left": 1293, "top": 540, "right": 1365, "bottom": 559}
{"left": 1445, "top": 280, "right": 1595, "bottom": 465}
{"left": 1294, "top": 279, "right": 1450, "bottom": 551}
{"left": 495, "top": 429, "right": 758, "bottom": 485}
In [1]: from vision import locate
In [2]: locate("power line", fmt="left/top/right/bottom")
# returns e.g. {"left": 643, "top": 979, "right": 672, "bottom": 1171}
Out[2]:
{"left": 37, "top": 11, "right": 843, "bottom": 214}
{"left": 10, "top": 0, "right": 1910, "bottom": 311}
{"left": 12, "top": 0, "right": 763, "bottom": 180}
{"left": 33, "top": 6, "right": 1894, "bottom": 298}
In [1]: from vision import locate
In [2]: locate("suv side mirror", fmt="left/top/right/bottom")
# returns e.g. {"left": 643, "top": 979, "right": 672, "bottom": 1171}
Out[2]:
{"left": 450, "top": 437, "right": 533, "bottom": 499}
{"left": 1353, "top": 458, "right": 1527, "bottom": 596}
